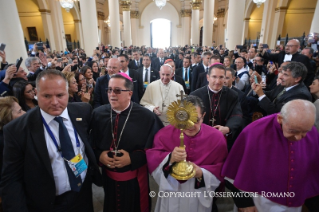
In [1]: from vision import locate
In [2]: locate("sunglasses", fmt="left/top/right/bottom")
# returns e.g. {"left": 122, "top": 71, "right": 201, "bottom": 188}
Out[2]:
{"left": 106, "top": 88, "right": 130, "bottom": 94}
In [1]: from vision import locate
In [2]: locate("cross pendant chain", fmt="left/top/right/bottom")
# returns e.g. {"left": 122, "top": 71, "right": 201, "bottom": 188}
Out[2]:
{"left": 211, "top": 118, "right": 216, "bottom": 126}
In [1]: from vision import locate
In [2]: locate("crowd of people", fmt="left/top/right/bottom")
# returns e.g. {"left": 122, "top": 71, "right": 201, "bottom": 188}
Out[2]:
{"left": 0, "top": 37, "right": 319, "bottom": 212}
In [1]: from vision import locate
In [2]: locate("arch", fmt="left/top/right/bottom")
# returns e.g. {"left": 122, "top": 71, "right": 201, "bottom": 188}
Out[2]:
{"left": 140, "top": 2, "right": 181, "bottom": 46}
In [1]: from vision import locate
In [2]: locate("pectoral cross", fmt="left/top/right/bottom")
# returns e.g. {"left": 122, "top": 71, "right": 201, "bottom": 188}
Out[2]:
{"left": 162, "top": 103, "right": 166, "bottom": 108}
{"left": 210, "top": 118, "right": 216, "bottom": 126}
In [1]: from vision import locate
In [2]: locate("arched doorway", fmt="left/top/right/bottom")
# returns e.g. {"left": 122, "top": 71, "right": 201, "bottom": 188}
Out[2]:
{"left": 150, "top": 18, "right": 171, "bottom": 48}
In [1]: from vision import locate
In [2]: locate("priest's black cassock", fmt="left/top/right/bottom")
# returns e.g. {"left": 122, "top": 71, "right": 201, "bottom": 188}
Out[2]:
{"left": 190, "top": 86, "right": 243, "bottom": 150}
{"left": 90, "top": 102, "right": 164, "bottom": 212}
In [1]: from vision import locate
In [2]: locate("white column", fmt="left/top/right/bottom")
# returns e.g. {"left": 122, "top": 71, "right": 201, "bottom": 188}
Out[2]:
{"left": 182, "top": 10, "right": 192, "bottom": 46}
{"left": 74, "top": 20, "right": 84, "bottom": 48}
{"left": 226, "top": 0, "right": 245, "bottom": 49}
{"left": 97, "top": 11, "right": 107, "bottom": 45}
{"left": 123, "top": 11, "right": 132, "bottom": 47}
{"left": 202, "top": 0, "right": 215, "bottom": 46}
{"left": 259, "top": 0, "right": 277, "bottom": 47}
{"left": 130, "top": 11, "right": 139, "bottom": 46}
{"left": 49, "top": 1, "right": 67, "bottom": 51}
{"left": 0, "top": 0, "right": 28, "bottom": 68}
{"left": 40, "top": 10, "right": 57, "bottom": 51}
{"left": 310, "top": 0, "right": 319, "bottom": 33}
{"left": 269, "top": 7, "right": 287, "bottom": 48}
{"left": 79, "top": 0, "right": 99, "bottom": 54}
{"left": 191, "top": 9, "right": 200, "bottom": 45}
{"left": 109, "top": 0, "right": 121, "bottom": 48}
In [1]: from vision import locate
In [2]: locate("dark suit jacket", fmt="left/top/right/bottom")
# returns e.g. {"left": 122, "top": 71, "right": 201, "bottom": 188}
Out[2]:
{"left": 152, "top": 57, "right": 167, "bottom": 72}
{"left": 196, "top": 72, "right": 208, "bottom": 90}
{"left": 173, "top": 75, "right": 187, "bottom": 92}
{"left": 175, "top": 67, "right": 192, "bottom": 84}
{"left": 27, "top": 68, "right": 44, "bottom": 82}
{"left": 137, "top": 67, "right": 159, "bottom": 85}
{"left": 1, "top": 103, "right": 102, "bottom": 211}
{"left": 175, "top": 59, "right": 183, "bottom": 69}
{"left": 191, "top": 63, "right": 206, "bottom": 92}
{"left": 128, "top": 58, "right": 143, "bottom": 70}
{"left": 259, "top": 83, "right": 312, "bottom": 115}
{"left": 128, "top": 69, "right": 144, "bottom": 103}
{"left": 94, "top": 74, "right": 109, "bottom": 108}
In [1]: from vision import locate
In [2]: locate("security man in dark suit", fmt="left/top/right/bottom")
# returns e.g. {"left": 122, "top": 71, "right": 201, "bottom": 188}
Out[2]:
{"left": 1, "top": 69, "right": 102, "bottom": 212}
{"left": 137, "top": 55, "right": 159, "bottom": 94}
{"left": 152, "top": 49, "right": 167, "bottom": 71}
{"left": 175, "top": 57, "right": 192, "bottom": 94}
{"left": 191, "top": 51, "right": 212, "bottom": 92}
{"left": 128, "top": 50, "right": 143, "bottom": 70}
{"left": 252, "top": 61, "right": 312, "bottom": 115}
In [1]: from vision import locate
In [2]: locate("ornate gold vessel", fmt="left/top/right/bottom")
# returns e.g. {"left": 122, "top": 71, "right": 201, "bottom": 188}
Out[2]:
{"left": 166, "top": 91, "right": 197, "bottom": 180}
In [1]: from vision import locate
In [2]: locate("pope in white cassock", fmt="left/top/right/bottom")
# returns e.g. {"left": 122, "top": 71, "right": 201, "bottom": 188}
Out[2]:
{"left": 140, "top": 64, "right": 184, "bottom": 126}
{"left": 146, "top": 95, "right": 228, "bottom": 212}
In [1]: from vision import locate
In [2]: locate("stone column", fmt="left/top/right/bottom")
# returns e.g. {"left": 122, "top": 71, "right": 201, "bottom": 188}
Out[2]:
{"left": 269, "top": 6, "right": 287, "bottom": 48}
{"left": 216, "top": 8, "right": 226, "bottom": 46}
{"left": 259, "top": 0, "right": 277, "bottom": 47}
{"left": 109, "top": 0, "right": 121, "bottom": 48}
{"left": 49, "top": 0, "right": 67, "bottom": 51}
{"left": 202, "top": 0, "right": 215, "bottom": 46}
{"left": 190, "top": 0, "right": 201, "bottom": 46}
{"left": 79, "top": 0, "right": 99, "bottom": 53}
{"left": 130, "top": 11, "right": 139, "bottom": 46}
{"left": 226, "top": 0, "right": 245, "bottom": 49}
{"left": 310, "top": 0, "right": 319, "bottom": 33}
{"left": 97, "top": 12, "right": 107, "bottom": 45}
{"left": 181, "top": 9, "right": 192, "bottom": 46}
{"left": 0, "top": 0, "right": 28, "bottom": 68}
{"left": 120, "top": 1, "right": 132, "bottom": 47}
{"left": 40, "top": 9, "right": 57, "bottom": 51}
{"left": 74, "top": 19, "right": 84, "bottom": 48}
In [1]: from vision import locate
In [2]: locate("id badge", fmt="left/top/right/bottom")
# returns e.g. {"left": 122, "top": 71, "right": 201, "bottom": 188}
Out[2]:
{"left": 144, "top": 82, "right": 148, "bottom": 88}
{"left": 68, "top": 154, "right": 87, "bottom": 178}
{"left": 185, "top": 81, "right": 189, "bottom": 89}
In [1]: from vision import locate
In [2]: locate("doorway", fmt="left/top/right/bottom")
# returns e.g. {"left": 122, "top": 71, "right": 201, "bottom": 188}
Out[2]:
{"left": 150, "top": 18, "right": 171, "bottom": 48}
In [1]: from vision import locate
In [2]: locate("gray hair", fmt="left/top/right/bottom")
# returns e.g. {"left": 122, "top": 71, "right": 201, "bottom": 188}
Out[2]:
{"left": 225, "top": 68, "right": 236, "bottom": 77}
{"left": 282, "top": 61, "right": 307, "bottom": 82}
{"left": 185, "top": 95, "right": 206, "bottom": 115}
{"left": 280, "top": 99, "right": 315, "bottom": 122}
{"left": 201, "top": 51, "right": 212, "bottom": 58}
{"left": 36, "top": 69, "right": 68, "bottom": 91}
{"left": 25, "top": 57, "right": 40, "bottom": 68}
{"left": 304, "top": 47, "right": 314, "bottom": 55}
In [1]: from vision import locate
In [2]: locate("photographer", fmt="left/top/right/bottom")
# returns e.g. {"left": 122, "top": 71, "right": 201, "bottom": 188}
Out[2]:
{"left": 0, "top": 51, "right": 8, "bottom": 70}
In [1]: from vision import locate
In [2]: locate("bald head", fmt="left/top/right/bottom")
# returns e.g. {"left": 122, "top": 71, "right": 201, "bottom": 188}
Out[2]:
{"left": 278, "top": 100, "right": 316, "bottom": 141}
{"left": 107, "top": 58, "right": 121, "bottom": 75}
{"left": 285, "top": 39, "right": 300, "bottom": 55}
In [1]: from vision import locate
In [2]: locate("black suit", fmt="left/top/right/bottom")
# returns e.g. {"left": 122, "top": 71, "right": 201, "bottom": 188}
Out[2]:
{"left": 27, "top": 68, "right": 44, "bottom": 82}
{"left": 137, "top": 67, "right": 159, "bottom": 88}
{"left": 128, "top": 58, "right": 143, "bottom": 70}
{"left": 93, "top": 74, "right": 110, "bottom": 108}
{"left": 261, "top": 51, "right": 312, "bottom": 86}
{"left": 191, "top": 63, "right": 208, "bottom": 92}
{"left": 258, "top": 83, "right": 312, "bottom": 115}
{"left": 175, "top": 59, "right": 183, "bottom": 69}
{"left": 127, "top": 69, "right": 143, "bottom": 103}
{"left": 152, "top": 57, "right": 167, "bottom": 72}
{"left": 196, "top": 72, "right": 208, "bottom": 90}
{"left": 1, "top": 103, "right": 102, "bottom": 212}
{"left": 176, "top": 67, "right": 192, "bottom": 94}
{"left": 173, "top": 75, "right": 187, "bottom": 92}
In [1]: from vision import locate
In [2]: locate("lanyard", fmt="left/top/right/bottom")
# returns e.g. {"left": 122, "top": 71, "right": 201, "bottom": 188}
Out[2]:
{"left": 41, "top": 116, "right": 80, "bottom": 157}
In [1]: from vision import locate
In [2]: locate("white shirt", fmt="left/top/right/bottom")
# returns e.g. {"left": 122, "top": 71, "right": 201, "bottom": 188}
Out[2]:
{"left": 41, "top": 108, "right": 88, "bottom": 195}
{"left": 143, "top": 66, "right": 151, "bottom": 83}
{"left": 203, "top": 64, "right": 209, "bottom": 72}
{"left": 283, "top": 54, "right": 293, "bottom": 62}
{"left": 121, "top": 69, "right": 130, "bottom": 76}
{"left": 183, "top": 67, "right": 190, "bottom": 81}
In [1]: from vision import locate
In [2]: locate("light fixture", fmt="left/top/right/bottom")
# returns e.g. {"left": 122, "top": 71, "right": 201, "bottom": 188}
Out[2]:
{"left": 253, "top": 0, "right": 266, "bottom": 8}
{"left": 214, "top": 16, "right": 217, "bottom": 21}
{"left": 153, "top": 0, "right": 169, "bottom": 10}
{"left": 59, "top": 0, "right": 78, "bottom": 12}
{"left": 104, "top": 16, "right": 111, "bottom": 27}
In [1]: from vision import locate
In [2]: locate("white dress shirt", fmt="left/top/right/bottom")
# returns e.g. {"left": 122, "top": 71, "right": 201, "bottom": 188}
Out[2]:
{"left": 41, "top": 108, "right": 88, "bottom": 195}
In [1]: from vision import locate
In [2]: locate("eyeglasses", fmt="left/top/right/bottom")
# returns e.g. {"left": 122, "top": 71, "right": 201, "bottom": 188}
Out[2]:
{"left": 107, "top": 88, "right": 130, "bottom": 94}
{"left": 286, "top": 45, "right": 297, "bottom": 48}
{"left": 194, "top": 116, "right": 203, "bottom": 124}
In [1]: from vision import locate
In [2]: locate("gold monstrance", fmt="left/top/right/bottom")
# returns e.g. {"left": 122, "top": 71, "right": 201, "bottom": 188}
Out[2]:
{"left": 166, "top": 90, "right": 198, "bottom": 180}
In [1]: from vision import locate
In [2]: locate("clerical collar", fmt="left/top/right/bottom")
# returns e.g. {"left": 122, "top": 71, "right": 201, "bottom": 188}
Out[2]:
{"left": 208, "top": 85, "right": 222, "bottom": 94}
{"left": 112, "top": 102, "right": 131, "bottom": 114}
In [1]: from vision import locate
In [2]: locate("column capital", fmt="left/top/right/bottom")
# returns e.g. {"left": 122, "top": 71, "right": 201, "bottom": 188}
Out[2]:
{"left": 181, "top": 9, "right": 192, "bottom": 17}
{"left": 120, "top": 1, "right": 131, "bottom": 11}
{"left": 190, "top": 0, "right": 202, "bottom": 10}
{"left": 275, "top": 6, "right": 288, "bottom": 12}
{"left": 39, "top": 9, "right": 51, "bottom": 13}
{"left": 97, "top": 11, "right": 105, "bottom": 20}
{"left": 130, "top": 10, "right": 139, "bottom": 19}
{"left": 217, "top": 8, "right": 225, "bottom": 18}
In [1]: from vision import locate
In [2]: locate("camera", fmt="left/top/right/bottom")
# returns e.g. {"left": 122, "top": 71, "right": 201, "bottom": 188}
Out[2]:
{"left": 36, "top": 42, "right": 44, "bottom": 51}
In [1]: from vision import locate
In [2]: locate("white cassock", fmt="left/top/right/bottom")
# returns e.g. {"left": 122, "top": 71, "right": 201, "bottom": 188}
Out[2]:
{"left": 152, "top": 154, "right": 220, "bottom": 212}
{"left": 140, "top": 80, "right": 184, "bottom": 126}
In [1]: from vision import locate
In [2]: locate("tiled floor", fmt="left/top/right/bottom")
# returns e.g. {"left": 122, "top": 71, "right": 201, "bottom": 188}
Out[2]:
{"left": 92, "top": 175, "right": 235, "bottom": 212}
